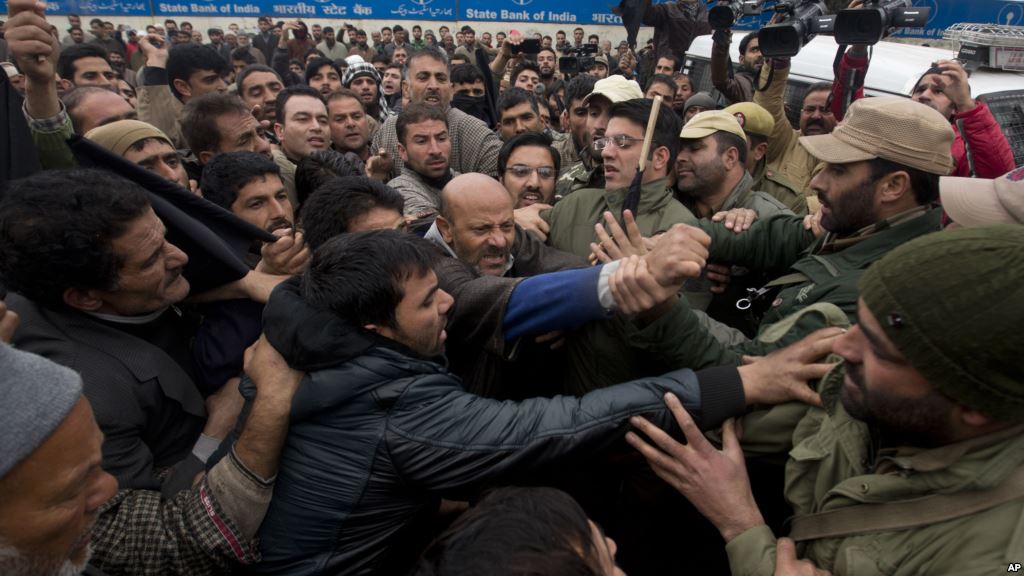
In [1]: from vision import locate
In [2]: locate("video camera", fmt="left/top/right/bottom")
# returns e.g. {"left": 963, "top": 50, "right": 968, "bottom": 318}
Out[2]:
{"left": 559, "top": 44, "right": 599, "bottom": 76}
{"left": 834, "top": 0, "right": 930, "bottom": 45}
{"left": 709, "top": 0, "right": 767, "bottom": 30}
{"left": 759, "top": 0, "right": 835, "bottom": 58}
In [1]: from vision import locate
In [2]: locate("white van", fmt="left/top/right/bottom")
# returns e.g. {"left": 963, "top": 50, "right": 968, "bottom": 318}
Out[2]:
{"left": 682, "top": 30, "right": 1024, "bottom": 166}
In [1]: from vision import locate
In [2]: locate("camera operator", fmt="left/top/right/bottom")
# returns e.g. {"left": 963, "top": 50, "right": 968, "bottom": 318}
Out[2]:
{"left": 642, "top": 0, "right": 712, "bottom": 70}
{"left": 829, "top": 3, "right": 1014, "bottom": 179}
{"left": 711, "top": 28, "right": 762, "bottom": 104}
{"left": 752, "top": 55, "right": 836, "bottom": 211}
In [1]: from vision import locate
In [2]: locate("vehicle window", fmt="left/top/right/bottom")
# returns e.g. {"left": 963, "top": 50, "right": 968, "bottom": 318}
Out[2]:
{"left": 784, "top": 80, "right": 811, "bottom": 130}
{"left": 685, "top": 57, "right": 714, "bottom": 95}
{"left": 979, "top": 90, "right": 1024, "bottom": 166}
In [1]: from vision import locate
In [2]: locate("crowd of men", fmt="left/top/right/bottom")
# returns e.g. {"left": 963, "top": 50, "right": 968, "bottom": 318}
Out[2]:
{"left": 1, "top": 0, "right": 1022, "bottom": 574}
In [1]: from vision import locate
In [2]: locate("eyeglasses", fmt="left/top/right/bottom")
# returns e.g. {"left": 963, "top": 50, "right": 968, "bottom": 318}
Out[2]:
{"left": 505, "top": 164, "right": 557, "bottom": 179}
{"left": 593, "top": 134, "right": 645, "bottom": 151}
{"left": 801, "top": 105, "right": 832, "bottom": 115}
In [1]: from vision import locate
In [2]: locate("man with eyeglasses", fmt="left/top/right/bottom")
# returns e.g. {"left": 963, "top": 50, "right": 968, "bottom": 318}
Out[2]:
{"left": 556, "top": 75, "right": 643, "bottom": 202}
{"left": 543, "top": 97, "right": 697, "bottom": 260}
{"left": 500, "top": 132, "right": 561, "bottom": 209}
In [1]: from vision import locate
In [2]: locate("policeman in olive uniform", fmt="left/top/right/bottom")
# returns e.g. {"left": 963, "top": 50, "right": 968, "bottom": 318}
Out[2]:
{"left": 628, "top": 96, "right": 955, "bottom": 362}
{"left": 725, "top": 101, "right": 808, "bottom": 215}
{"left": 609, "top": 98, "right": 960, "bottom": 527}
{"left": 675, "top": 110, "right": 792, "bottom": 220}
{"left": 674, "top": 110, "right": 793, "bottom": 332}
{"left": 630, "top": 225, "right": 1024, "bottom": 576}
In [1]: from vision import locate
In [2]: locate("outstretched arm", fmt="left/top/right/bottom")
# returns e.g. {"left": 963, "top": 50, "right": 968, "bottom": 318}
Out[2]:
{"left": 89, "top": 337, "right": 304, "bottom": 576}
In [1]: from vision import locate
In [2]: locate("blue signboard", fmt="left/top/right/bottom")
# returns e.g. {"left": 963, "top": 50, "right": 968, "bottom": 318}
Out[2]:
{"left": 380, "top": 0, "right": 456, "bottom": 20}
{"left": 459, "top": 0, "right": 663, "bottom": 26}
{"left": 153, "top": 0, "right": 267, "bottom": 18}
{"left": 151, "top": 0, "right": 454, "bottom": 19}
{"left": 2, "top": 0, "right": 150, "bottom": 14}
{"left": 899, "top": 0, "right": 1024, "bottom": 38}
{"left": 7, "top": 0, "right": 1021, "bottom": 29}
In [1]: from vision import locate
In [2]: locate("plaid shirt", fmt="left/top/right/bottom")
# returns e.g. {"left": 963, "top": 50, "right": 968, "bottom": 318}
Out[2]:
{"left": 22, "top": 100, "right": 69, "bottom": 133}
{"left": 89, "top": 450, "right": 269, "bottom": 575}
{"left": 372, "top": 106, "right": 502, "bottom": 179}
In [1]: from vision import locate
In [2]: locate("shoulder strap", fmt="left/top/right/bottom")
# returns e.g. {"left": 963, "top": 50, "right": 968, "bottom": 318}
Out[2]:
{"left": 765, "top": 272, "right": 811, "bottom": 289}
{"left": 789, "top": 465, "right": 1024, "bottom": 542}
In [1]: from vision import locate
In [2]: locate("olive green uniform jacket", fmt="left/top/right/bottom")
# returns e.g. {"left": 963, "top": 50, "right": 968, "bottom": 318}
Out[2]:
{"left": 627, "top": 206, "right": 943, "bottom": 454}
{"left": 540, "top": 178, "right": 699, "bottom": 393}
{"left": 751, "top": 156, "right": 808, "bottom": 216}
{"left": 682, "top": 171, "right": 794, "bottom": 329}
{"left": 555, "top": 153, "right": 604, "bottom": 200}
{"left": 541, "top": 177, "right": 698, "bottom": 260}
{"left": 725, "top": 366, "right": 1024, "bottom": 576}
{"left": 627, "top": 205, "right": 944, "bottom": 369}
{"left": 551, "top": 130, "right": 580, "bottom": 181}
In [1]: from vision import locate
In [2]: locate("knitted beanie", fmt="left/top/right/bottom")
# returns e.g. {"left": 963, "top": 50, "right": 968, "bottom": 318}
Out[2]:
{"left": 85, "top": 119, "right": 174, "bottom": 158}
{"left": 343, "top": 61, "right": 380, "bottom": 88}
{"left": 0, "top": 343, "right": 83, "bottom": 478}
{"left": 859, "top": 225, "right": 1024, "bottom": 420}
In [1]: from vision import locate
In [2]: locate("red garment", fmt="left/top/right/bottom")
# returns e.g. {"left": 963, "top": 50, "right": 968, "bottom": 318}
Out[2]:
{"left": 949, "top": 101, "right": 1016, "bottom": 178}
{"left": 125, "top": 40, "right": 139, "bottom": 60}
{"left": 831, "top": 51, "right": 1015, "bottom": 178}
{"left": 828, "top": 52, "right": 867, "bottom": 120}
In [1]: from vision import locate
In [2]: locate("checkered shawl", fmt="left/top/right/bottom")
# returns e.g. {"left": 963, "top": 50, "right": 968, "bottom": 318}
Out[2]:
{"left": 88, "top": 464, "right": 259, "bottom": 574}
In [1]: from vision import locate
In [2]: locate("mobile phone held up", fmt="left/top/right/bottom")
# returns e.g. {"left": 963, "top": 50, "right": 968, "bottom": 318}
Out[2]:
{"left": 511, "top": 38, "right": 542, "bottom": 55}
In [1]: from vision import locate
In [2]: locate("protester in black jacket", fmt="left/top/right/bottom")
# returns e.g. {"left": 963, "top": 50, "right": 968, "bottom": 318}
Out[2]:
{"left": 223, "top": 230, "right": 834, "bottom": 576}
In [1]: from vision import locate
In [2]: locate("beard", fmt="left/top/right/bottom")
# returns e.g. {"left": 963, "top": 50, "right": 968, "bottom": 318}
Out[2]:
{"left": 0, "top": 542, "right": 90, "bottom": 576}
{"left": 676, "top": 156, "right": 727, "bottom": 200}
{"left": 818, "top": 177, "right": 878, "bottom": 236}
{"left": 840, "top": 363, "right": 957, "bottom": 449}
{"left": 739, "top": 57, "right": 762, "bottom": 74}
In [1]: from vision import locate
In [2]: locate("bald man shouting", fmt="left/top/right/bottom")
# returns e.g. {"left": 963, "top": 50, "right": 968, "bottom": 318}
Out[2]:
{"left": 428, "top": 173, "right": 577, "bottom": 277}
{"left": 423, "top": 173, "right": 709, "bottom": 399}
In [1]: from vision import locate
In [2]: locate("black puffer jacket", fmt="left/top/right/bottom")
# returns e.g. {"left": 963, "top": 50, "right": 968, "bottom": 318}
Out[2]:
{"left": 249, "top": 277, "right": 744, "bottom": 575}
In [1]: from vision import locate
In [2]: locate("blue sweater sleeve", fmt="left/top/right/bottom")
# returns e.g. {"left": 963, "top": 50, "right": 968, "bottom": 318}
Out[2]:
{"left": 504, "top": 265, "right": 611, "bottom": 340}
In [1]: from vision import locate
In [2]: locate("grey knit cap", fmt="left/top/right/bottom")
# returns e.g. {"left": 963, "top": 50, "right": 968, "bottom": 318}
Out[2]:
{"left": 0, "top": 343, "right": 83, "bottom": 478}
{"left": 683, "top": 92, "right": 719, "bottom": 117}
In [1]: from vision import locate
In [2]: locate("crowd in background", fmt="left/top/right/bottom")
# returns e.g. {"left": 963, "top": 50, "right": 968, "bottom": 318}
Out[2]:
{"left": 0, "top": 0, "right": 1022, "bottom": 574}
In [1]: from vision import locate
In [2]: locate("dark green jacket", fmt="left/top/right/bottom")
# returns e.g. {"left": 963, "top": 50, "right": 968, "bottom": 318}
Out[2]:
{"left": 626, "top": 206, "right": 943, "bottom": 455}
{"left": 751, "top": 157, "right": 808, "bottom": 216}
{"left": 542, "top": 178, "right": 700, "bottom": 392}
{"left": 682, "top": 171, "right": 793, "bottom": 317}
{"left": 631, "top": 205, "right": 944, "bottom": 367}
{"left": 726, "top": 366, "right": 1024, "bottom": 575}
{"left": 542, "top": 177, "right": 698, "bottom": 260}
